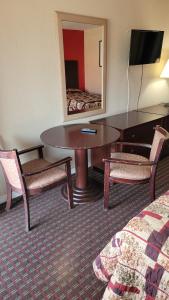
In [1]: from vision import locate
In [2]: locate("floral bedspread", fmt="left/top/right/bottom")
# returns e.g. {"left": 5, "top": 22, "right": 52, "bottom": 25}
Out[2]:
{"left": 93, "top": 192, "right": 169, "bottom": 299}
{"left": 66, "top": 89, "right": 101, "bottom": 114}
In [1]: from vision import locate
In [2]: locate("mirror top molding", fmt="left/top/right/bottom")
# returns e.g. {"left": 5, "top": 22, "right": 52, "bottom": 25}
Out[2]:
{"left": 56, "top": 11, "right": 107, "bottom": 27}
{"left": 56, "top": 11, "right": 107, "bottom": 122}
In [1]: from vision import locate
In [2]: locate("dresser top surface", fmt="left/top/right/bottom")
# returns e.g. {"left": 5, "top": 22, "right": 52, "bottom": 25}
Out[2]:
{"left": 91, "top": 104, "right": 168, "bottom": 130}
{"left": 138, "top": 104, "right": 169, "bottom": 116}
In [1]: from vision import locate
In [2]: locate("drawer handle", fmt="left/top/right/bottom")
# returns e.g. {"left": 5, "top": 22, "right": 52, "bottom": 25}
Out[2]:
{"left": 131, "top": 134, "right": 135, "bottom": 138}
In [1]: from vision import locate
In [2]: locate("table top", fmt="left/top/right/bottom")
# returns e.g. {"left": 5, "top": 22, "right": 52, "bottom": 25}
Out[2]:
{"left": 40, "top": 124, "right": 120, "bottom": 150}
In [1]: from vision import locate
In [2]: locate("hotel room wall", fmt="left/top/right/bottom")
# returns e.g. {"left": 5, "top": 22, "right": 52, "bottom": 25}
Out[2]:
{"left": 0, "top": 0, "right": 169, "bottom": 199}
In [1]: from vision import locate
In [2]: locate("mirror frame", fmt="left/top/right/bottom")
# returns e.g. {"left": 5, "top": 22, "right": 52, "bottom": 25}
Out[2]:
{"left": 56, "top": 11, "right": 107, "bottom": 121}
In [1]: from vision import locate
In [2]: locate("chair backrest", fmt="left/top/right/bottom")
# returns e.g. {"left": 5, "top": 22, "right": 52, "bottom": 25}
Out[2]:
{"left": 149, "top": 126, "right": 168, "bottom": 162}
{"left": 0, "top": 150, "right": 24, "bottom": 191}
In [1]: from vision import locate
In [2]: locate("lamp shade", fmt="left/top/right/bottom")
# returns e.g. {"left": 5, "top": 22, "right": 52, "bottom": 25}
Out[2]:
{"left": 160, "top": 59, "right": 169, "bottom": 78}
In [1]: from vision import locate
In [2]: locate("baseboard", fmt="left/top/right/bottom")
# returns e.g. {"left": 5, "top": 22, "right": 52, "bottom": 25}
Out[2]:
{"left": 0, "top": 194, "right": 6, "bottom": 204}
{"left": 0, "top": 192, "right": 21, "bottom": 204}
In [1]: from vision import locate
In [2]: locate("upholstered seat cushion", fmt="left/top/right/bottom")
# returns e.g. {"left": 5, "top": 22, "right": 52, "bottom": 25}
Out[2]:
{"left": 22, "top": 159, "right": 66, "bottom": 190}
{"left": 110, "top": 152, "right": 151, "bottom": 180}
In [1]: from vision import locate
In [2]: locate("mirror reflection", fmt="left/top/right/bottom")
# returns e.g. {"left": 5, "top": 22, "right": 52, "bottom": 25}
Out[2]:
{"left": 63, "top": 21, "right": 103, "bottom": 115}
{"left": 57, "top": 12, "right": 107, "bottom": 121}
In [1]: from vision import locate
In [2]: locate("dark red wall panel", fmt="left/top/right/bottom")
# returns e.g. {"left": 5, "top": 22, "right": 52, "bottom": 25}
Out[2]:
{"left": 63, "top": 29, "right": 85, "bottom": 90}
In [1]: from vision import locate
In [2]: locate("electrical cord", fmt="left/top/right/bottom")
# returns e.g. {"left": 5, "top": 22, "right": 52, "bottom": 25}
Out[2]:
{"left": 126, "top": 58, "right": 130, "bottom": 112}
{"left": 136, "top": 64, "right": 143, "bottom": 111}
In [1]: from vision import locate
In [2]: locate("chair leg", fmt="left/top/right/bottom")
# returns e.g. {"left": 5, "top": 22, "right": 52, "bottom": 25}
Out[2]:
{"left": 104, "top": 163, "right": 111, "bottom": 211}
{"left": 104, "top": 162, "right": 111, "bottom": 210}
{"left": 5, "top": 184, "right": 12, "bottom": 211}
{"left": 66, "top": 162, "right": 74, "bottom": 209}
{"left": 23, "top": 194, "right": 31, "bottom": 232}
{"left": 104, "top": 179, "right": 110, "bottom": 210}
{"left": 150, "top": 177, "right": 155, "bottom": 202}
{"left": 67, "top": 182, "right": 73, "bottom": 209}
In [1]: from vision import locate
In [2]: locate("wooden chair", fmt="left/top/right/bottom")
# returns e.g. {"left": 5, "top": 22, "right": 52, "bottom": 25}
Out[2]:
{"left": 0, "top": 145, "right": 73, "bottom": 231}
{"left": 103, "top": 125, "right": 169, "bottom": 209}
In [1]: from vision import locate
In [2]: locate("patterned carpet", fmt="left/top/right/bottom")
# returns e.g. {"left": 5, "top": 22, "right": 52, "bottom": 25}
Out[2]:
{"left": 0, "top": 157, "right": 169, "bottom": 300}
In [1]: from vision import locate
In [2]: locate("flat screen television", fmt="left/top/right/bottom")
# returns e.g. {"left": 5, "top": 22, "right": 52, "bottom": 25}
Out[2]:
{"left": 129, "top": 29, "right": 164, "bottom": 66}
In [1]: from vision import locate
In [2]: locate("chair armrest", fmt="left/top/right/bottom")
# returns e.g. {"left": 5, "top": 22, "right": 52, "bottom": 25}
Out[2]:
{"left": 18, "top": 145, "right": 44, "bottom": 155}
{"left": 22, "top": 156, "right": 72, "bottom": 177}
{"left": 103, "top": 157, "right": 155, "bottom": 166}
{"left": 112, "top": 141, "right": 152, "bottom": 149}
{"left": 18, "top": 145, "right": 44, "bottom": 159}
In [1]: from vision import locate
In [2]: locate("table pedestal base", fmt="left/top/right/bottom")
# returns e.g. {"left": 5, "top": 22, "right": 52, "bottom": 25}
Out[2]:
{"left": 62, "top": 178, "right": 103, "bottom": 204}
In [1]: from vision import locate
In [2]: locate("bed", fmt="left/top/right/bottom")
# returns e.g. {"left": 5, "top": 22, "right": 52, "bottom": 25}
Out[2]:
{"left": 67, "top": 88, "right": 101, "bottom": 114}
{"left": 93, "top": 191, "right": 169, "bottom": 299}
{"left": 65, "top": 60, "right": 102, "bottom": 114}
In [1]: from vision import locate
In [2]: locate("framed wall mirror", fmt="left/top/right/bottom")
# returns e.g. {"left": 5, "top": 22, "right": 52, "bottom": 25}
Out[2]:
{"left": 56, "top": 12, "right": 107, "bottom": 121}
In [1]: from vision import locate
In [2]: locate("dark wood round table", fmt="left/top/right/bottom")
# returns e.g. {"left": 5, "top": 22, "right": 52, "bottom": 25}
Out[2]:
{"left": 40, "top": 124, "right": 120, "bottom": 204}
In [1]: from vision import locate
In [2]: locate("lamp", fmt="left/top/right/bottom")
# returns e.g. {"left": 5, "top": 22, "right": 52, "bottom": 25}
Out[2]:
{"left": 160, "top": 59, "right": 169, "bottom": 78}
{"left": 160, "top": 59, "right": 169, "bottom": 107}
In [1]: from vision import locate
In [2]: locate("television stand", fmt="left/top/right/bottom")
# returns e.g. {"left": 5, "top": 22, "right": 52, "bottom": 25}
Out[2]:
{"left": 90, "top": 103, "right": 169, "bottom": 170}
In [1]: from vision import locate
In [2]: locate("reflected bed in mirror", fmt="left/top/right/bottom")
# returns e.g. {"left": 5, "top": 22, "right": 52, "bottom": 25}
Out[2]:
{"left": 56, "top": 12, "right": 107, "bottom": 121}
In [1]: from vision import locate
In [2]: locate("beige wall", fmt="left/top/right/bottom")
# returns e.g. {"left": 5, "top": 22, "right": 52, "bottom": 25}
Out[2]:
{"left": 84, "top": 27, "right": 102, "bottom": 94}
{"left": 0, "top": 0, "right": 169, "bottom": 198}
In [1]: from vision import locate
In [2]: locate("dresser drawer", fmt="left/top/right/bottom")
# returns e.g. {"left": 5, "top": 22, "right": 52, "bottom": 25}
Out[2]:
{"left": 124, "top": 119, "right": 163, "bottom": 143}
{"left": 122, "top": 120, "right": 162, "bottom": 157}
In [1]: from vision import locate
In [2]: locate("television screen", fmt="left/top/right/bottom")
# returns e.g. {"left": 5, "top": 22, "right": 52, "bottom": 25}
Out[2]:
{"left": 129, "top": 29, "right": 164, "bottom": 66}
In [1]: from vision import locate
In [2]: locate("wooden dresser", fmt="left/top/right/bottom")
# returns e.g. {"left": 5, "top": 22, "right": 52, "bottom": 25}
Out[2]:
{"left": 90, "top": 104, "right": 169, "bottom": 170}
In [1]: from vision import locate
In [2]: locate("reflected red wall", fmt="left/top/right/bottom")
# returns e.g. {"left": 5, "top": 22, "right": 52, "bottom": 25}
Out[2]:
{"left": 63, "top": 29, "right": 85, "bottom": 90}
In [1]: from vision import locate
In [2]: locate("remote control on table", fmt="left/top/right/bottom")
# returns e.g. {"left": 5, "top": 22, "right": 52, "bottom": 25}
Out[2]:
{"left": 81, "top": 128, "right": 97, "bottom": 134}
